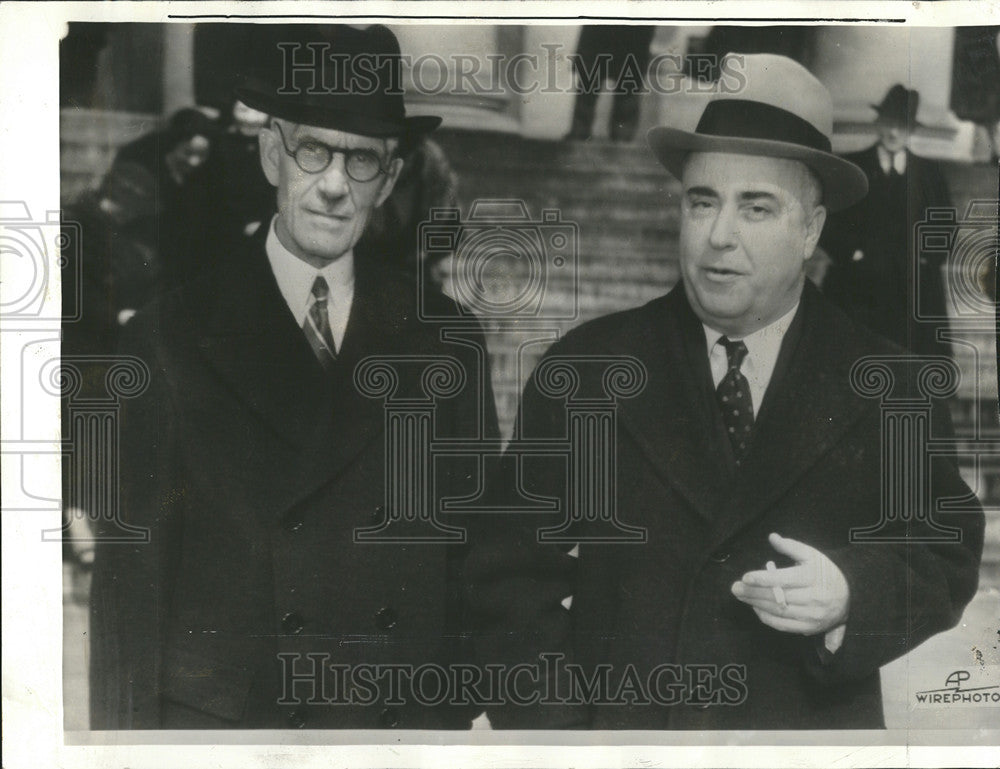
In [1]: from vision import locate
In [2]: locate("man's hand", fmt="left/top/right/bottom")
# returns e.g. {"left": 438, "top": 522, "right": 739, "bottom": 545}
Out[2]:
{"left": 731, "top": 532, "right": 849, "bottom": 636}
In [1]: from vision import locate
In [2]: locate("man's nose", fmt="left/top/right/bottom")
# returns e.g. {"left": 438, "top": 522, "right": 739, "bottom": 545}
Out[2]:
{"left": 708, "top": 203, "right": 738, "bottom": 250}
{"left": 316, "top": 152, "right": 351, "bottom": 197}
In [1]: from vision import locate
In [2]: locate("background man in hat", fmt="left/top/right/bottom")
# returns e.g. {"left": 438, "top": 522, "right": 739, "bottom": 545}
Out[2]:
{"left": 820, "top": 84, "right": 955, "bottom": 358}
{"left": 472, "top": 55, "right": 982, "bottom": 729}
{"left": 90, "top": 24, "right": 497, "bottom": 729}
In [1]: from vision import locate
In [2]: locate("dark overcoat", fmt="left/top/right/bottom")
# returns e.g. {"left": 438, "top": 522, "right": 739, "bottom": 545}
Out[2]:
{"left": 820, "top": 145, "right": 954, "bottom": 358}
{"left": 90, "top": 230, "right": 498, "bottom": 729}
{"left": 472, "top": 282, "right": 983, "bottom": 730}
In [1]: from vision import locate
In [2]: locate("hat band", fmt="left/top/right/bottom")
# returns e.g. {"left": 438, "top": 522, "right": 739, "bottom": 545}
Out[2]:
{"left": 696, "top": 99, "right": 832, "bottom": 154}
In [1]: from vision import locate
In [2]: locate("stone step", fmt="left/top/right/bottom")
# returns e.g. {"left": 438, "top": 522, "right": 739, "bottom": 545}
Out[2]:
{"left": 437, "top": 129, "right": 667, "bottom": 173}
{"left": 455, "top": 168, "right": 679, "bottom": 199}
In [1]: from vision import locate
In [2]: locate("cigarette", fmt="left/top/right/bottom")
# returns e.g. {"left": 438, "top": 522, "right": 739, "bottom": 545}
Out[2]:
{"left": 766, "top": 561, "right": 787, "bottom": 608}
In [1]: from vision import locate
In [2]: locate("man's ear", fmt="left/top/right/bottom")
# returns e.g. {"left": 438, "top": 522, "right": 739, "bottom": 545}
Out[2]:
{"left": 258, "top": 123, "right": 281, "bottom": 188}
{"left": 803, "top": 204, "right": 827, "bottom": 260}
{"left": 374, "top": 156, "right": 405, "bottom": 208}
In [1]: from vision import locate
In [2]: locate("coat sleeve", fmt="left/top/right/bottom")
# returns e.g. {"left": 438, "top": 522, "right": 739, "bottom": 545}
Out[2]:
{"left": 802, "top": 395, "right": 984, "bottom": 685}
{"left": 89, "top": 310, "right": 182, "bottom": 729}
{"left": 465, "top": 357, "right": 589, "bottom": 729}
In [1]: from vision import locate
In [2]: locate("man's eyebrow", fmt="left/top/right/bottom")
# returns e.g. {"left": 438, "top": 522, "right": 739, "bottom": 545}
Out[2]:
{"left": 738, "top": 190, "right": 780, "bottom": 203}
{"left": 684, "top": 186, "right": 717, "bottom": 197}
{"left": 295, "top": 131, "right": 385, "bottom": 153}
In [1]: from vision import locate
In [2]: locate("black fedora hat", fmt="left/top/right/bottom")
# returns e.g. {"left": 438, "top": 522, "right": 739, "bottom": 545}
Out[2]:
{"left": 647, "top": 53, "right": 868, "bottom": 212}
{"left": 872, "top": 84, "right": 925, "bottom": 128}
{"left": 236, "top": 24, "right": 441, "bottom": 138}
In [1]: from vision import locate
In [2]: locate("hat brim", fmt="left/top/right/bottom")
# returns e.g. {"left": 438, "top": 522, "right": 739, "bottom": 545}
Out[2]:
{"left": 236, "top": 85, "right": 442, "bottom": 138}
{"left": 646, "top": 126, "right": 869, "bottom": 212}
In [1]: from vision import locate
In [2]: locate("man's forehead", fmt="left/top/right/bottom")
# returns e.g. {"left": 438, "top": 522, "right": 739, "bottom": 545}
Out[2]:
{"left": 682, "top": 152, "right": 808, "bottom": 192}
{"left": 283, "top": 120, "right": 389, "bottom": 147}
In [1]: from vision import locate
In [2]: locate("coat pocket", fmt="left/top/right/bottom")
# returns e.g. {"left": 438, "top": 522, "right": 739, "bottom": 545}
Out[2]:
{"left": 162, "top": 644, "right": 254, "bottom": 723}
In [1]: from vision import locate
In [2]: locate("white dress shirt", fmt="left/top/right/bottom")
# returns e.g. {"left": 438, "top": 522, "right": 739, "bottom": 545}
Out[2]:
{"left": 877, "top": 145, "right": 907, "bottom": 176}
{"left": 703, "top": 302, "right": 800, "bottom": 417}
{"left": 266, "top": 217, "right": 354, "bottom": 352}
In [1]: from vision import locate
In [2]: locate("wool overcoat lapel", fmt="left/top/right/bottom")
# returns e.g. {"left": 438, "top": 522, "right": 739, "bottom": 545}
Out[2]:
{"left": 616, "top": 288, "right": 731, "bottom": 522}
{"left": 616, "top": 284, "right": 871, "bottom": 534}
{"left": 193, "top": 233, "right": 393, "bottom": 518}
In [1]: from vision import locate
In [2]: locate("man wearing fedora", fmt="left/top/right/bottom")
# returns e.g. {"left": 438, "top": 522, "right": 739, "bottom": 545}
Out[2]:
{"left": 473, "top": 55, "right": 982, "bottom": 729}
{"left": 90, "top": 24, "right": 497, "bottom": 730}
{"left": 820, "top": 84, "right": 955, "bottom": 358}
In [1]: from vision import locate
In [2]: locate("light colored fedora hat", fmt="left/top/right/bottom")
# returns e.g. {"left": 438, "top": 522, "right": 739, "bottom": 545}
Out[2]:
{"left": 647, "top": 53, "right": 868, "bottom": 211}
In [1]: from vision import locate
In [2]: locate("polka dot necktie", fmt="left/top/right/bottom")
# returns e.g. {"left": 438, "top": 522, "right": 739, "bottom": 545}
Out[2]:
{"left": 716, "top": 336, "right": 754, "bottom": 464}
{"left": 304, "top": 276, "right": 337, "bottom": 370}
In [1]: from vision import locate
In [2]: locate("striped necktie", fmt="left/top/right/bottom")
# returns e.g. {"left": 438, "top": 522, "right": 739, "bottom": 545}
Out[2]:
{"left": 304, "top": 276, "right": 337, "bottom": 369}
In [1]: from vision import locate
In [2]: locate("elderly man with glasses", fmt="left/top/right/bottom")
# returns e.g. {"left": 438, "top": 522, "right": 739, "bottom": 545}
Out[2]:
{"left": 89, "top": 24, "right": 497, "bottom": 730}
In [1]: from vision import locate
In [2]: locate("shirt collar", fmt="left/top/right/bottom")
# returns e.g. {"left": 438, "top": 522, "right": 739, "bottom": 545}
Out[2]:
{"left": 878, "top": 145, "right": 907, "bottom": 175}
{"left": 265, "top": 216, "right": 355, "bottom": 326}
{"left": 703, "top": 300, "right": 800, "bottom": 374}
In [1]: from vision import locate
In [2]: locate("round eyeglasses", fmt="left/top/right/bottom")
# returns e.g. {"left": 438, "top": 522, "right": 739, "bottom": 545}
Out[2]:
{"left": 272, "top": 122, "right": 390, "bottom": 183}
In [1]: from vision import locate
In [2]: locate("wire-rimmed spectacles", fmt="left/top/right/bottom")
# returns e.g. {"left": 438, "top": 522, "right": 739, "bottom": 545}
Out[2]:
{"left": 272, "top": 121, "right": 390, "bottom": 183}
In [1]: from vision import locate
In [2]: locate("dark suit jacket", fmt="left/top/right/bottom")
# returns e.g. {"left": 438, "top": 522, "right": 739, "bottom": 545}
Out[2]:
{"left": 820, "top": 145, "right": 953, "bottom": 357}
{"left": 90, "top": 230, "right": 498, "bottom": 729}
{"left": 471, "top": 282, "right": 983, "bottom": 729}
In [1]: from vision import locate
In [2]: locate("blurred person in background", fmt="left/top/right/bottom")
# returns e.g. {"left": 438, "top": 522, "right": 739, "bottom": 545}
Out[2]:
{"left": 213, "top": 99, "right": 275, "bottom": 241}
{"left": 109, "top": 107, "right": 224, "bottom": 289}
{"left": 566, "top": 25, "right": 657, "bottom": 142}
{"left": 820, "top": 85, "right": 955, "bottom": 358}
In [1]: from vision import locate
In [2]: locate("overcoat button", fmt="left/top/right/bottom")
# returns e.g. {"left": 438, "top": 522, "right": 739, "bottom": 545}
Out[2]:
{"left": 288, "top": 708, "right": 307, "bottom": 728}
{"left": 374, "top": 606, "right": 398, "bottom": 630}
{"left": 709, "top": 549, "right": 731, "bottom": 563}
{"left": 283, "top": 514, "right": 304, "bottom": 532}
{"left": 282, "top": 612, "right": 305, "bottom": 634}
{"left": 379, "top": 707, "right": 400, "bottom": 727}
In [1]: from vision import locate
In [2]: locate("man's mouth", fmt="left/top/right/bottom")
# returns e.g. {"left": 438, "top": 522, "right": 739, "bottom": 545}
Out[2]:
{"left": 703, "top": 266, "right": 744, "bottom": 281}
{"left": 308, "top": 209, "right": 350, "bottom": 221}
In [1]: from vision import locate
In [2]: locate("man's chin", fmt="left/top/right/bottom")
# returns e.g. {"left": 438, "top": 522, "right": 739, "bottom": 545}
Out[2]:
{"left": 688, "top": 291, "right": 750, "bottom": 331}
